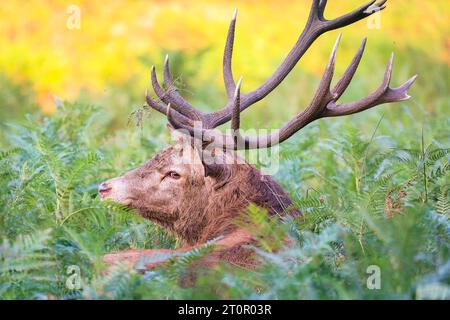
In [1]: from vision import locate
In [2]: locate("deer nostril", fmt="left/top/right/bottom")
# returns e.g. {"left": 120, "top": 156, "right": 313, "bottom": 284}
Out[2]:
{"left": 98, "top": 182, "right": 112, "bottom": 195}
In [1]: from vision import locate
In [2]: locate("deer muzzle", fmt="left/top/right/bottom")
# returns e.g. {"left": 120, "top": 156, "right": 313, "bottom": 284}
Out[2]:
{"left": 98, "top": 181, "right": 112, "bottom": 199}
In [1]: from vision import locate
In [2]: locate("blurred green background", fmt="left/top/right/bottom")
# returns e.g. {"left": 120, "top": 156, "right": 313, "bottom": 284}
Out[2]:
{"left": 0, "top": 0, "right": 448, "bottom": 136}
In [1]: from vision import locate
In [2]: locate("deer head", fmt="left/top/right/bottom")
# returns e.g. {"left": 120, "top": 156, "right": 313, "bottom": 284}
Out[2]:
{"left": 99, "top": 137, "right": 206, "bottom": 226}
{"left": 99, "top": 0, "right": 416, "bottom": 245}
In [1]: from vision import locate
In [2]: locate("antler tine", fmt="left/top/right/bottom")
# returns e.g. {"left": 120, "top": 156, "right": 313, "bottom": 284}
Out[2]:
{"left": 145, "top": 88, "right": 166, "bottom": 114}
{"left": 231, "top": 76, "right": 243, "bottom": 132}
{"left": 308, "top": 33, "right": 341, "bottom": 113}
{"left": 381, "top": 53, "right": 394, "bottom": 90}
{"left": 166, "top": 102, "right": 200, "bottom": 134}
{"left": 231, "top": 77, "right": 243, "bottom": 149}
{"left": 332, "top": 38, "right": 366, "bottom": 100}
{"left": 146, "top": 90, "right": 194, "bottom": 126}
{"left": 223, "top": 9, "right": 238, "bottom": 99}
{"left": 151, "top": 64, "right": 201, "bottom": 120}
{"left": 167, "top": 103, "right": 189, "bottom": 131}
{"left": 163, "top": 55, "right": 202, "bottom": 120}
{"left": 383, "top": 74, "right": 417, "bottom": 101}
{"left": 150, "top": 65, "right": 170, "bottom": 104}
{"left": 324, "top": 55, "right": 417, "bottom": 117}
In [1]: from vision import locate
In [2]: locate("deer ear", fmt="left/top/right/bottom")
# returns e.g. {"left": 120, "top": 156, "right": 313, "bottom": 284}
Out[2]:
{"left": 201, "top": 146, "right": 233, "bottom": 189}
{"left": 203, "top": 163, "right": 232, "bottom": 190}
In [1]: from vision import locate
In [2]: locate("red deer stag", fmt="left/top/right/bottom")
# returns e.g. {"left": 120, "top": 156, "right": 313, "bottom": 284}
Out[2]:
{"left": 100, "top": 0, "right": 416, "bottom": 273}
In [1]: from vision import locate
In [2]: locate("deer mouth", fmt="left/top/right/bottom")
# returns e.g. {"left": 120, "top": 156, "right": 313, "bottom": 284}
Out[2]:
{"left": 99, "top": 190, "right": 110, "bottom": 199}
{"left": 98, "top": 185, "right": 112, "bottom": 199}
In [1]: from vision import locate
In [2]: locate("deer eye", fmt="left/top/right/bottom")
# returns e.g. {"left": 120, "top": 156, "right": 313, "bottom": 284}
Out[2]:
{"left": 167, "top": 171, "right": 181, "bottom": 180}
{"left": 139, "top": 172, "right": 148, "bottom": 179}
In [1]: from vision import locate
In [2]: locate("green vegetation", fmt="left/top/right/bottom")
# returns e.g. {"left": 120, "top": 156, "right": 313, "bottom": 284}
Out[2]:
{"left": 0, "top": 86, "right": 448, "bottom": 298}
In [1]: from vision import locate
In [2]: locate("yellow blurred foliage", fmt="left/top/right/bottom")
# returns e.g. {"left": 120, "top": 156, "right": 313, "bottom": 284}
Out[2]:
{"left": 0, "top": 0, "right": 448, "bottom": 112}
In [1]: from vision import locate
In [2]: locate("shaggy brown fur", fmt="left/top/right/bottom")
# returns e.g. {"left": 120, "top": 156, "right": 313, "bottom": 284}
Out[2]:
{"left": 100, "top": 140, "right": 299, "bottom": 274}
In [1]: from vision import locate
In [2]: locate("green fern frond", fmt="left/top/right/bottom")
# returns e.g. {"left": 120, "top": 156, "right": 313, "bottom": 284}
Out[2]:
{"left": 0, "top": 147, "right": 21, "bottom": 161}
{"left": 0, "top": 229, "right": 56, "bottom": 299}
{"left": 435, "top": 188, "right": 449, "bottom": 216}
{"left": 426, "top": 148, "right": 450, "bottom": 165}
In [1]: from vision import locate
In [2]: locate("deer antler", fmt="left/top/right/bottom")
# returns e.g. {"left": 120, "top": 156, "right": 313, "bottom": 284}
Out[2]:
{"left": 147, "top": 0, "right": 416, "bottom": 150}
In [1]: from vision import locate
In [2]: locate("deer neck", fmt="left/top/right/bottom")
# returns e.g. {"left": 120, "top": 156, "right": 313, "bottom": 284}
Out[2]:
{"left": 174, "top": 163, "right": 298, "bottom": 246}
